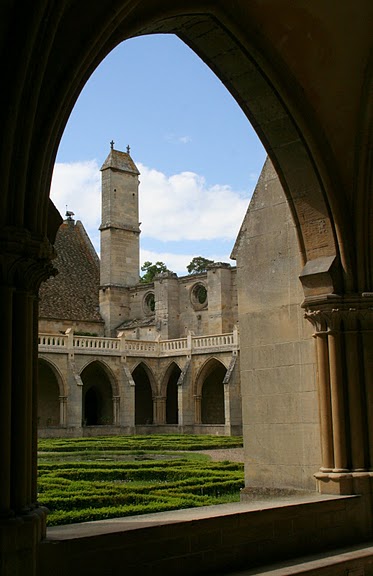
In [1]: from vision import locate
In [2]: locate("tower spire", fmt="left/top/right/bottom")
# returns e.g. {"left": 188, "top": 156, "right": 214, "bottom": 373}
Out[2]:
{"left": 99, "top": 145, "right": 141, "bottom": 333}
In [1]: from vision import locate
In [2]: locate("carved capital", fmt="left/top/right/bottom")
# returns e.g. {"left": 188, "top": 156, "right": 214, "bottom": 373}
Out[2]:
{"left": 304, "top": 294, "right": 373, "bottom": 334}
{"left": 0, "top": 227, "right": 57, "bottom": 292}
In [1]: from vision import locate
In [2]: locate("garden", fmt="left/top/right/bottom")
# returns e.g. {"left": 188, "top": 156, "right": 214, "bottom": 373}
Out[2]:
{"left": 38, "top": 434, "right": 244, "bottom": 526}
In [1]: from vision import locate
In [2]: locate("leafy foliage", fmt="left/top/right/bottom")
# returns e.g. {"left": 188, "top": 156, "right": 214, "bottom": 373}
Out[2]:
{"left": 140, "top": 261, "right": 169, "bottom": 283}
{"left": 187, "top": 256, "right": 214, "bottom": 274}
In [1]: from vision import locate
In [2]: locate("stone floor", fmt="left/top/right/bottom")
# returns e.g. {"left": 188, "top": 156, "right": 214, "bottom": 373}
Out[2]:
{"left": 225, "top": 543, "right": 373, "bottom": 575}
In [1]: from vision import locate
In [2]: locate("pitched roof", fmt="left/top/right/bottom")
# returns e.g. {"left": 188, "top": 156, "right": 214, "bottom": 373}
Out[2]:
{"left": 100, "top": 148, "right": 139, "bottom": 175}
{"left": 39, "top": 219, "right": 103, "bottom": 323}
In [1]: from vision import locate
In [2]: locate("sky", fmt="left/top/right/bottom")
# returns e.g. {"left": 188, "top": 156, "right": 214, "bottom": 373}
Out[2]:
{"left": 51, "top": 34, "right": 266, "bottom": 276}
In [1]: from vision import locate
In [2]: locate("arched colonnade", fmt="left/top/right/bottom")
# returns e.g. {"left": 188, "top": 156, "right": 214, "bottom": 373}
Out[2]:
{"left": 37, "top": 356, "right": 231, "bottom": 431}
{"left": 0, "top": 2, "right": 372, "bottom": 574}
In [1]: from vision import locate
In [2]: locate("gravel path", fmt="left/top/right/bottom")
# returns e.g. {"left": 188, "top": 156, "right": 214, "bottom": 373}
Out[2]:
{"left": 196, "top": 447, "right": 244, "bottom": 462}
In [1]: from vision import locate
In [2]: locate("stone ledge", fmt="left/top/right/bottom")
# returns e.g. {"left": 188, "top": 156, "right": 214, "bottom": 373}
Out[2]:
{"left": 39, "top": 494, "right": 367, "bottom": 576}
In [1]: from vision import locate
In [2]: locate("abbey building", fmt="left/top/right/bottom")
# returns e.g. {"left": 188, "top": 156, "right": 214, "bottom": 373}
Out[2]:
{"left": 38, "top": 146, "right": 242, "bottom": 436}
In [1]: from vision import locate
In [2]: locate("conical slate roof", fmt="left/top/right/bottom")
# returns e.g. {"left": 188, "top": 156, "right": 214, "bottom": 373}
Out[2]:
{"left": 39, "top": 219, "right": 103, "bottom": 323}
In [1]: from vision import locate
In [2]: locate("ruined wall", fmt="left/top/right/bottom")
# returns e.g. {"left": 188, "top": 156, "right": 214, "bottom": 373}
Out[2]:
{"left": 116, "top": 268, "right": 238, "bottom": 340}
{"left": 234, "top": 159, "right": 320, "bottom": 490}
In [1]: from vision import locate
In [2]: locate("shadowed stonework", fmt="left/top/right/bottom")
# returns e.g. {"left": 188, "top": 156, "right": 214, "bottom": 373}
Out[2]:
{"left": 1, "top": 2, "right": 372, "bottom": 573}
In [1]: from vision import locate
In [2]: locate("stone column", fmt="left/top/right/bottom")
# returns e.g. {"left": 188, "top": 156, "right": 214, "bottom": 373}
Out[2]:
{"left": 223, "top": 382, "right": 231, "bottom": 435}
{"left": 177, "top": 381, "right": 184, "bottom": 427}
{"left": 59, "top": 396, "right": 68, "bottom": 426}
{"left": 194, "top": 395, "right": 202, "bottom": 424}
{"left": 121, "top": 363, "right": 135, "bottom": 428}
{"left": 0, "top": 228, "right": 56, "bottom": 575}
{"left": 0, "top": 284, "right": 13, "bottom": 518}
{"left": 154, "top": 396, "right": 166, "bottom": 424}
{"left": 361, "top": 306, "right": 373, "bottom": 468}
{"left": 327, "top": 315, "right": 348, "bottom": 472}
{"left": 112, "top": 396, "right": 120, "bottom": 425}
{"left": 313, "top": 323, "right": 334, "bottom": 471}
{"left": 305, "top": 296, "right": 373, "bottom": 494}
{"left": 344, "top": 313, "right": 365, "bottom": 471}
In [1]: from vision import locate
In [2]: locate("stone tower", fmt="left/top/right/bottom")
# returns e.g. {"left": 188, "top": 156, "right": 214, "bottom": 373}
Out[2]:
{"left": 99, "top": 143, "right": 140, "bottom": 334}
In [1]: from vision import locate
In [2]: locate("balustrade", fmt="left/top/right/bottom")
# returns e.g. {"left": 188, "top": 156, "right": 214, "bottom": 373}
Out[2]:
{"left": 38, "top": 330, "right": 238, "bottom": 357}
{"left": 73, "top": 337, "right": 120, "bottom": 350}
{"left": 38, "top": 334, "right": 67, "bottom": 348}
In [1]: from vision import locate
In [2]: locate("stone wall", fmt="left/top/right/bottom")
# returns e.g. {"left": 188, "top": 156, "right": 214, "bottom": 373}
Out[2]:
{"left": 116, "top": 268, "right": 237, "bottom": 340}
{"left": 234, "top": 159, "right": 320, "bottom": 490}
{"left": 37, "top": 347, "right": 241, "bottom": 437}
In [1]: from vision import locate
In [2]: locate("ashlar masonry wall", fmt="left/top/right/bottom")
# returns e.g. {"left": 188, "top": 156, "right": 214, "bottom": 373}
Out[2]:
{"left": 234, "top": 159, "right": 321, "bottom": 491}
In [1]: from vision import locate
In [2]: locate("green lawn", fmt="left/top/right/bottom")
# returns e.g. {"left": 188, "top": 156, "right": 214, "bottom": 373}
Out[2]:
{"left": 38, "top": 435, "right": 244, "bottom": 526}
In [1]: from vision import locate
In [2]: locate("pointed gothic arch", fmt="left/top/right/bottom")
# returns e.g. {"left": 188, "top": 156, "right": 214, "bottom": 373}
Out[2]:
{"left": 37, "top": 358, "right": 65, "bottom": 427}
{"left": 196, "top": 358, "right": 227, "bottom": 425}
{"left": 32, "top": 10, "right": 349, "bottom": 292}
{"left": 132, "top": 362, "right": 155, "bottom": 426}
{"left": 161, "top": 361, "right": 182, "bottom": 425}
{"left": 80, "top": 360, "right": 116, "bottom": 426}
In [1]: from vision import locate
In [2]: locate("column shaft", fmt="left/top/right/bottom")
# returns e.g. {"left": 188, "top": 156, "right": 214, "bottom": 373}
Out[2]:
{"left": 328, "top": 329, "right": 348, "bottom": 471}
{"left": 195, "top": 395, "right": 202, "bottom": 424}
{"left": 362, "top": 330, "right": 373, "bottom": 469}
{"left": 32, "top": 296, "right": 39, "bottom": 505}
{"left": 11, "top": 289, "right": 33, "bottom": 511}
{"left": 315, "top": 334, "right": 334, "bottom": 470}
{"left": 345, "top": 327, "right": 366, "bottom": 470}
{"left": 0, "top": 286, "right": 13, "bottom": 515}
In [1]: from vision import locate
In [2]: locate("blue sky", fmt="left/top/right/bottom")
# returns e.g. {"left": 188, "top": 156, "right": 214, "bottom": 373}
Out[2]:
{"left": 51, "top": 34, "right": 266, "bottom": 275}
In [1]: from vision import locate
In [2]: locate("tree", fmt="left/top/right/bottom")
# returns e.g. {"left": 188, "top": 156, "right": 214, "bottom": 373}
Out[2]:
{"left": 140, "top": 261, "right": 169, "bottom": 283}
{"left": 187, "top": 256, "right": 214, "bottom": 275}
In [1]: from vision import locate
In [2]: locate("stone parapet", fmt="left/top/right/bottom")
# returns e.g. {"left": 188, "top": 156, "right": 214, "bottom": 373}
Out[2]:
{"left": 38, "top": 329, "right": 239, "bottom": 358}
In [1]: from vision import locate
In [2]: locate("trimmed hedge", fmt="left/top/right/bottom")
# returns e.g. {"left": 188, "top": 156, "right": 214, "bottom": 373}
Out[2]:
{"left": 38, "top": 435, "right": 244, "bottom": 527}
{"left": 38, "top": 434, "right": 243, "bottom": 453}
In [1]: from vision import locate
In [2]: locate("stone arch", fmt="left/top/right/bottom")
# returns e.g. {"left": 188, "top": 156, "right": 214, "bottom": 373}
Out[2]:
{"left": 161, "top": 361, "right": 182, "bottom": 425}
{"left": 196, "top": 358, "right": 227, "bottom": 425}
{"left": 355, "top": 57, "right": 373, "bottom": 291}
{"left": 37, "top": 358, "right": 65, "bottom": 427}
{"left": 80, "top": 360, "right": 116, "bottom": 426}
{"left": 26, "top": 6, "right": 351, "bottom": 291}
{"left": 132, "top": 362, "right": 156, "bottom": 426}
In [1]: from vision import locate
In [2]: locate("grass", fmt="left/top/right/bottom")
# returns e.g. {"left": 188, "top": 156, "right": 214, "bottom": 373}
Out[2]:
{"left": 38, "top": 435, "right": 244, "bottom": 527}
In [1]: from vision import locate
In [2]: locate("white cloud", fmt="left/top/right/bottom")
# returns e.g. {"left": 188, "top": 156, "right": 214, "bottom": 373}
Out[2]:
{"left": 138, "top": 163, "right": 250, "bottom": 241}
{"left": 51, "top": 160, "right": 101, "bottom": 227}
{"left": 50, "top": 159, "right": 252, "bottom": 256}
{"left": 50, "top": 160, "right": 101, "bottom": 249}
{"left": 140, "top": 249, "right": 194, "bottom": 275}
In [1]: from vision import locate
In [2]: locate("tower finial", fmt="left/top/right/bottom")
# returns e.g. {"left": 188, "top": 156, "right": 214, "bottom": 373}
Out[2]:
{"left": 110, "top": 140, "right": 114, "bottom": 150}
{"left": 126, "top": 144, "right": 130, "bottom": 154}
